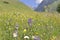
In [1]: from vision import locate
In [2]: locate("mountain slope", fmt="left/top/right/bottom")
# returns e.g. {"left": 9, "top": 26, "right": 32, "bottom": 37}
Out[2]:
{"left": 0, "top": 0, "right": 33, "bottom": 13}
{"left": 34, "top": 0, "right": 58, "bottom": 12}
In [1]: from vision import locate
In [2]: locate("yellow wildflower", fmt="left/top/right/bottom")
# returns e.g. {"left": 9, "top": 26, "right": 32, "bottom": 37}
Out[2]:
{"left": 52, "top": 36, "right": 56, "bottom": 40}
{"left": 38, "top": 24, "right": 40, "bottom": 25}
{"left": 35, "top": 32, "right": 38, "bottom": 35}
{"left": 23, "top": 29, "right": 27, "bottom": 33}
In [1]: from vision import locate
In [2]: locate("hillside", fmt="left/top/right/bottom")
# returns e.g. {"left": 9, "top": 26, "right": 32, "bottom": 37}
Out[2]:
{"left": 0, "top": 0, "right": 60, "bottom": 40}
{"left": 34, "top": 0, "right": 58, "bottom": 12}
{"left": 0, "top": 0, "right": 33, "bottom": 13}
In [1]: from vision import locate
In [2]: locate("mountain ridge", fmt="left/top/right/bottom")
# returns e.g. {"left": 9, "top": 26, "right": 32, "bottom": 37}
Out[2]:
{"left": 34, "top": 0, "right": 58, "bottom": 12}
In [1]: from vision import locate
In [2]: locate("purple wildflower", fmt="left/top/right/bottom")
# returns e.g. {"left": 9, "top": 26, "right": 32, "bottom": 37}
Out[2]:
{"left": 32, "top": 36, "right": 40, "bottom": 40}
{"left": 28, "top": 18, "right": 32, "bottom": 27}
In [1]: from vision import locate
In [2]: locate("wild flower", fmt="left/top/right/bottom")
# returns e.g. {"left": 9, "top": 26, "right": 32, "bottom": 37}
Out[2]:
{"left": 23, "top": 29, "right": 27, "bottom": 33}
{"left": 32, "top": 35, "right": 40, "bottom": 40}
{"left": 38, "top": 24, "right": 40, "bottom": 26}
{"left": 24, "top": 36, "right": 29, "bottom": 39}
{"left": 52, "top": 36, "right": 56, "bottom": 40}
{"left": 28, "top": 18, "right": 32, "bottom": 27}
{"left": 13, "top": 30, "right": 18, "bottom": 38}
{"left": 50, "top": 36, "right": 56, "bottom": 40}
{"left": 35, "top": 32, "right": 39, "bottom": 35}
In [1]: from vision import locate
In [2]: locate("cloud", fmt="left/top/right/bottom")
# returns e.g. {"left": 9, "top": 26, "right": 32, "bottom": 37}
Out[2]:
{"left": 35, "top": 0, "right": 43, "bottom": 4}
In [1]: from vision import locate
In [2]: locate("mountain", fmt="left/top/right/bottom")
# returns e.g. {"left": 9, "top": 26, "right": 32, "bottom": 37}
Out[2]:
{"left": 34, "top": 0, "right": 58, "bottom": 12}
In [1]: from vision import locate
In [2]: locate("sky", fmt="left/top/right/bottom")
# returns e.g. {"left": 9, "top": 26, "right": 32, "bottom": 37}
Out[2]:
{"left": 20, "top": 0, "right": 43, "bottom": 8}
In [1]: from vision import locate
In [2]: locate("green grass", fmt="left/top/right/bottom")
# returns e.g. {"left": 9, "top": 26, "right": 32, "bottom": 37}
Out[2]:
{"left": 0, "top": 12, "right": 60, "bottom": 40}
{"left": 0, "top": 0, "right": 60, "bottom": 40}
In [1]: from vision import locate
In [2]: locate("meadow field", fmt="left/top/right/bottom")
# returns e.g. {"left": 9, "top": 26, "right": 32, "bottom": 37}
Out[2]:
{"left": 0, "top": 0, "right": 60, "bottom": 40}
{"left": 0, "top": 11, "right": 60, "bottom": 40}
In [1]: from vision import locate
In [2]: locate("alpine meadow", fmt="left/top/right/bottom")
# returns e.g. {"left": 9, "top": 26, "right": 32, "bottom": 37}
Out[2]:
{"left": 0, "top": 0, "right": 60, "bottom": 40}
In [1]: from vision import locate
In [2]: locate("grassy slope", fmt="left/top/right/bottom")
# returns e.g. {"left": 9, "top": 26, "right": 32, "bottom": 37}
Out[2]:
{"left": 0, "top": 0, "right": 33, "bottom": 13}
{"left": 0, "top": 0, "right": 60, "bottom": 40}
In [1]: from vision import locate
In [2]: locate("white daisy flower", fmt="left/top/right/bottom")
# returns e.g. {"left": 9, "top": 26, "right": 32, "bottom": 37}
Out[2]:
{"left": 24, "top": 36, "right": 29, "bottom": 39}
{"left": 13, "top": 30, "right": 18, "bottom": 38}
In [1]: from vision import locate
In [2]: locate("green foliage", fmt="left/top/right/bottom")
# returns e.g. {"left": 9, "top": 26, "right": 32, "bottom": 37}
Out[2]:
{"left": 57, "top": 4, "right": 60, "bottom": 13}
{"left": 48, "top": 0, "right": 60, "bottom": 12}
{"left": 0, "top": 12, "right": 60, "bottom": 40}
